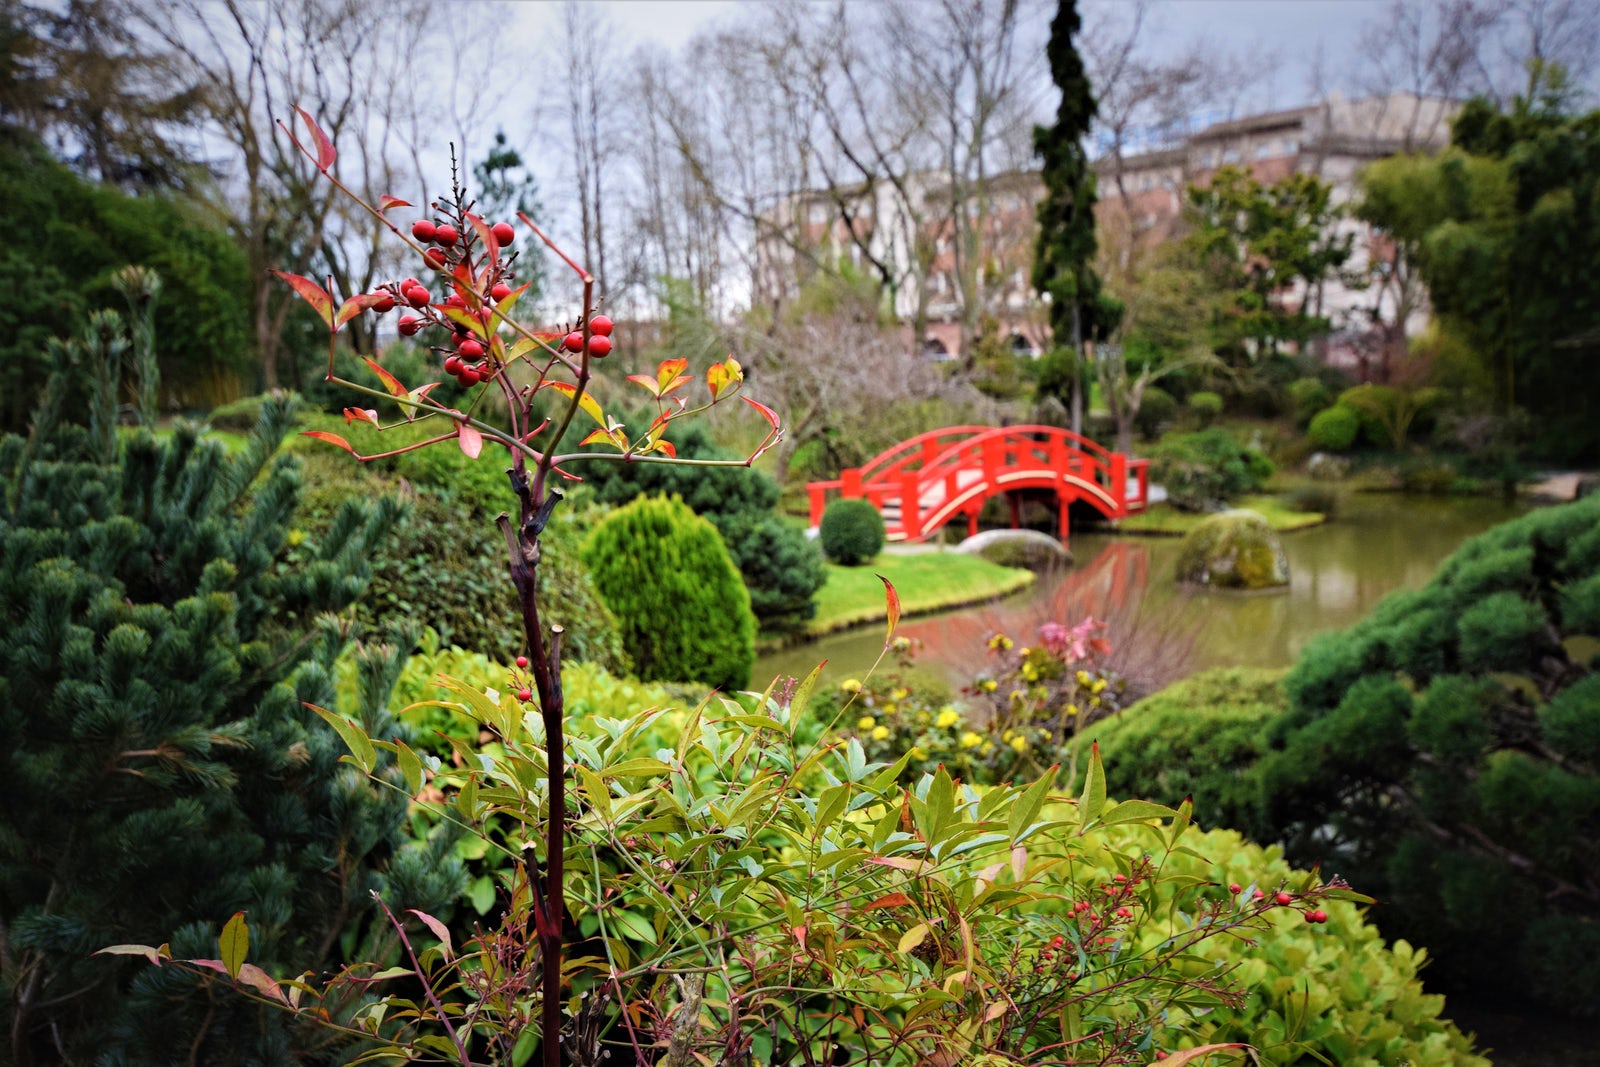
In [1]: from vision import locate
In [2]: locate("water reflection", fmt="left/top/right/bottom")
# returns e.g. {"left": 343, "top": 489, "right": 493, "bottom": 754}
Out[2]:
{"left": 756, "top": 493, "right": 1527, "bottom": 692}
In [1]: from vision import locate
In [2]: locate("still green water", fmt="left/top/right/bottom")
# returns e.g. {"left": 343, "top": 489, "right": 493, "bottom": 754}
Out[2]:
{"left": 755, "top": 493, "right": 1527, "bottom": 691}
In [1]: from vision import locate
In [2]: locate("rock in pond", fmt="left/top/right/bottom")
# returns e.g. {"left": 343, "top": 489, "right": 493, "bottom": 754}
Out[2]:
{"left": 1175, "top": 509, "right": 1289, "bottom": 590}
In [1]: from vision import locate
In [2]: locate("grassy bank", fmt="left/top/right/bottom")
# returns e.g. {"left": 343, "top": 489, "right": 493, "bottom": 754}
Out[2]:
{"left": 1114, "top": 495, "right": 1325, "bottom": 536}
{"left": 799, "top": 551, "right": 1035, "bottom": 639}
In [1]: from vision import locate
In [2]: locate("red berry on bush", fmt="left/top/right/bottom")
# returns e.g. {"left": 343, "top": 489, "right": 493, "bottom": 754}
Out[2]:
{"left": 562, "top": 331, "right": 584, "bottom": 353}
{"left": 398, "top": 315, "right": 423, "bottom": 336}
{"left": 423, "top": 247, "right": 448, "bottom": 269}
{"left": 477, "top": 363, "right": 496, "bottom": 381}
{"left": 516, "top": 655, "right": 529, "bottom": 668}
{"left": 490, "top": 282, "right": 512, "bottom": 302}
{"left": 434, "top": 224, "right": 459, "bottom": 246}
{"left": 1274, "top": 892, "right": 1293, "bottom": 906}
{"left": 586, "top": 335, "right": 612, "bottom": 358}
{"left": 457, "top": 338, "right": 484, "bottom": 359}
{"left": 404, "top": 285, "right": 431, "bottom": 308}
{"left": 588, "top": 314, "right": 613, "bottom": 337}
{"left": 517, "top": 687, "right": 533, "bottom": 703}
{"left": 444, "top": 354, "right": 463, "bottom": 375}
{"left": 1252, "top": 889, "right": 1266, "bottom": 900}
{"left": 444, "top": 293, "right": 467, "bottom": 309}
{"left": 1311, "top": 909, "right": 1328, "bottom": 924}
{"left": 371, "top": 293, "right": 396, "bottom": 313}
{"left": 457, "top": 367, "right": 479, "bottom": 386}
{"left": 491, "top": 221, "right": 516, "bottom": 245}
{"left": 411, "top": 220, "right": 437, "bottom": 241}
{"left": 1228, "top": 883, "right": 1242, "bottom": 894}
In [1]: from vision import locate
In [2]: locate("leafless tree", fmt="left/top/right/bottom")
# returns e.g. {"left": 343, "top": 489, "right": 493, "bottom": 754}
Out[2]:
{"left": 560, "top": 1, "right": 617, "bottom": 309}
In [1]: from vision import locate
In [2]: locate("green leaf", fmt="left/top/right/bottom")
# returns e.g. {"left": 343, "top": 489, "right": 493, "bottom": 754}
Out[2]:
{"left": 788, "top": 661, "right": 825, "bottom": 726}
{"left": 816, "top": 784, "right": 850, "bottom": 835}
{"left": 307, "top": 703, "right": 375, "bottom": 773}
{"left": 394, "top": 741, "right": 423, "bottom": 794}
{"left": 1077, "top": 742, "right": 1106, "bottom": 833}
{"left": 1098, "top": 799, "right": 1180, "bottom": 826}
{"left": 467, "top": 875, "right": 495, "bottom": 915}
{"left": 1008, "top": 770, "right": 1055, "bottom": 842}
{"left": 608, "top": 910, "right": 658, "bottom": 944}
{"left": 218, "top": 912, "right": 248, "bottom": 981}
{"left": 600, "top": 757, "right": 672, "bottom": 779}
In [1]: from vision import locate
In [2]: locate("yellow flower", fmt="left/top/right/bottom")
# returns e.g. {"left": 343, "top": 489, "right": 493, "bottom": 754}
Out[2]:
{"left": 1075, "top": 669, "right": 1092, "bottom": 687}
{"left": 1092, "top": 678, "right": 1108, "bottom": 695}
{"left": 936, "top": 708, "right": 961, "bottom": 729}
{"left": 988, "top": 633, "right": 1013, "bottom": 651}
{"left": 891, "top": 636, "right": 912, "bottom": 653}
{"left": 871, "top": 725, "right": 890, "bottom": 741}
{"left": 1066, "top": 703, "right": 1080, "bottom": 717}
{"left": 891, "top": 687, "right": 910, "bottom": 701}
{"left": 1001, "top": 730, "right": 1015, "bottom": 741}
{"left": 960, "top": 731, "right": 983, "bottom": 749}
{"left": 1090, "top": 696, "right": 1101, "bottom": 708}
{"left": 857, "top": 716, "right": 876, "bottom": 731}
{"left": 979, "top": 679, "right": 998, "bottom": 693}
{"left": 841, "top": 678, "right": 862, "bottom": 693}
{"left": 1021, "top": 663, "right": 1039, "bottom": 681}
{"left": 981, "top": 742, "right": 995, "bottom": 755}
{"left": 1010, "top": 734, "right": 1029, "bottom": 753}
{"left": 287, "top": 528, "right": 307, "bottom": 547}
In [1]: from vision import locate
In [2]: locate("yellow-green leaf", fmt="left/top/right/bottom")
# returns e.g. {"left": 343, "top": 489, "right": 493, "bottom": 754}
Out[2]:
{"left": 219, "top": 912, "right": 248, "bottom": 981}
{"left": 307, "top": 703, "right": 375, "bottom": 772}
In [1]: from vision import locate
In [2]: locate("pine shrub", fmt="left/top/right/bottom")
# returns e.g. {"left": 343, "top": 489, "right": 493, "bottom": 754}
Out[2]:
{"left": 820, "top": 498, "right": 886, "bottom": 565}
{"left": 1307, "top": 403, "right": 1361, "bottom": 451}
{"left": 582, "top": 495, "right": 755, "bottom": 691}
{"left": 715, "top": 510, "right": 826, "bottom": 633}
{"left": 1187, "top": 389, "right": 1223, "bottom": 427}
{"left": 1148, "top": 428, "right": 1274, "bottom": 511}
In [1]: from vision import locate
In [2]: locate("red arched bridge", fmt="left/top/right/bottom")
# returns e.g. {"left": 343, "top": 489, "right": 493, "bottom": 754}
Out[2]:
{"left": 806, "top": 425, "right": 1150, "bottom": 543}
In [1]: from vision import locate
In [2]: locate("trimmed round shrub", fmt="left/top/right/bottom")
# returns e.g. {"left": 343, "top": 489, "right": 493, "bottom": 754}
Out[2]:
{"left": 1307, "top": 403, "right": 1360, "bottom": 451}
{"left": 1149, "top": 428, "right": 1274, "bottom": 512}
{"left": 582, "top": 495, "right": 755, "bottom": 691}
{"left": 716, "top": 511, "right": 826, "bottom": 633}
{"left": 1187, "top": 389, "right": 1224, "bottom": 427}
{"left": 1134, "top": 385, "right": 1177, "bottom": 440}
{"left": 1287, "top": 376, "right": 1333, "bottom": 426}
{"left": 820, "top": 498, "right": 886, "bottom": 565}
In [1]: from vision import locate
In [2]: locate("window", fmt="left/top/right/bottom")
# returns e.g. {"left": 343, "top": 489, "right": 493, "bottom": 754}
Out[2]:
{"left": 1221, "top": 147, "right": 1241, "bottom": 164}
{"left": 1255, "top": 141, "right": 1274, "bottom": 159}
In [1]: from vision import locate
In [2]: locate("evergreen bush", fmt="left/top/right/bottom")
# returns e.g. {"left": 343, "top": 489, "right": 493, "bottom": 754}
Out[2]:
{"left": 1307, "top": 403, "right": 1360, "bottom": 451}
{"left": 715, "top": 510, "right": 826, "bottom": 632}
{"left": 1287, "top": 376, "right": 1332, "bottom": 426}
{"left": 1187, "top": 389, "right": 1223, "bottom": 426}
{"left": 1255, "top": 494, "right": 1600, "bottom": 1016}
{"left": 582, "top": 495, "right": 755, "bottom": 690}
{"left": 1134, "top": 384, "right": 1177, "bottom": 439}
{"left": 1148, "top": 428, "right": 1274, "bottom": 511}
{"left": 0, "top": 326, "right": 456, "bottom": 1061}
{"left": 819, "top": 498, "right": 886, "bottom": 564}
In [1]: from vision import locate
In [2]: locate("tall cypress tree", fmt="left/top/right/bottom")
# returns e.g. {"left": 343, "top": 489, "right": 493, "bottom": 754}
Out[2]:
{"left": 1032, "top": 0, "right": 1118, "bottom": 435}
{"left": 0, "top": 301, "right": 460, "bottom": 1063}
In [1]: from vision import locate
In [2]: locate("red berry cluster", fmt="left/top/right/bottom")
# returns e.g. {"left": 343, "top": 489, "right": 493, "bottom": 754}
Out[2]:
{"left": 512, "top": 655, "right": 533, "bottom": 704}
{"left": 562, "top": 314, "right": 614, "bottom": 359}
{"left": 1226, "top": 880, "right": 1330, "bottom": 925}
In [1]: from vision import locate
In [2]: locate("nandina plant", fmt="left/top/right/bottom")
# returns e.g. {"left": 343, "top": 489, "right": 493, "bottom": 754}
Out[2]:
{"left": 188, "top": 107, "right": 771, "bottom": 1067}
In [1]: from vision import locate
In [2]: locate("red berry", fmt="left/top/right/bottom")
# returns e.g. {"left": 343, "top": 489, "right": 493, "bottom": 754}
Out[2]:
{"left": 479, "top": 307, "right": 495, "bottom": 324}
{"left": 491, "top": 221, "right": 516, "bottom": 245}
{"left": 586, "top": 335, "right": 612, "bottom": 358}
{"left": 404, "top": 286, "right": 431, "bottom": 308}
{"left": 401, "top": 277, "right": 423, "bottom": 290}
{"left": 398, "top": 315, "right": 423, "bottom": 336}
{"left": 588, "top": 314, "right": 613, "bottom": 337}
{"left": 1274, "top": 892, "right": 1293, "bottom": 906}
{"left": 1311, "top": 909, "right": 1328, "bottom": 924}
{"left": 1252, "top": 889, "right": 1266, "bottom": 900}
{"left": 563, "top": 331, "right": 584, "bottom": 353}
{"left": 423, "top": 247, "right": 448, "bottom": 269}
{"left": 517, "top": 687, "right": 533, "bottom": 702}
{"left": 478, "top": 363, "right": 496, "bottom": 381}
{"left": 457, "top": 367, "right": 479, "bottom": 386}
{"left": 490, "top": 282, "right": 512, "bottom": 302}
{"left": 444, "top": 293, "right": 467, "bottom": 310}
{"left": 515, "top": 656, "right": 529, "bottom": 668}
{"left": 1115, "top": 907, "right": 1131, "bottom": 918}
{"left": 371, "top": 293, "right": 396, "bottom": 313}
{"left": 1228, "top": 883, "right": 1242, "bottom": 894}
{"left": 1113, "top": 874, "right": 1127, "bottom": 884}
{"left": 434, "top": 224, "right": 459, "bottom": 246}
{"left": 411, "top": 220, "right": 437, "bottom": 241}
{"left": 444, "top": 355, "right": 463, "bottom": 374}
{"left": 457, "top": 338, "right": 484, "bottom": 358}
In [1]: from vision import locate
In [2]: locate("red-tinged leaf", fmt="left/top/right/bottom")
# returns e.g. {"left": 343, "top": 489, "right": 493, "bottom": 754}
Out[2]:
{"left": 504, "top": 337, "right": 539, "bottom": 364}
{"left": 865, "top": 855, "right": 927, "bottom": 872}
{"left": 408, "top": 910, "right": 454, "bottom": 959}
{"left": 707, "top": 357, "right": 743, "bottom": 400}
{"left": 219, "top": 912, "right": 248, "bottom": 980}
{"left": 296, "top": 105, "right": 336, "bottom": 171}
{"left": 362, "top": 357, "right": 408, "bottom": 400}
{"left": 744, "top": 395, "right": 781, "bottom": 429}
{"left": 464, "top": 212, "right": 499, "bottom": 260}
{"left": 861, "top": 892, "right": 914, "bottom": 913}
{"left": 659, "top": 375, "right": 695, "bottom": 399}
{"left": 542, "top": 380, "right": 606, "bottom": 427}
{"left": 342, "top": 407, "right": 379, "bottom": 427}
{"left": 95, "top": 944, "right": 169, "bottom": 966}
{"left": 1150, "top": 1044, "right": 1250, "bottom": 1066}
{"left": 656, "top": 357, "right": 689, "bottom": 390}
{"left": 493, "top": 281, "right": 533, "bottom": 320}
{"left": 626, "top": 373, "right": 661, "bottom": 397}
{"left": 404, "top": 382, "right": 440, "bottom": 422}
{"left": 653, "top": 439, "right": 677, "bottom": 459}
{"left": 379, "top": 194, "right": 411, "bottom": 212}
{"left": 336, "top": 292, "right": 389, "bottom": 330}
{"left": 878, "top": 574, "right": 901, "bottom": 640}
{"left": 441, "top": 305, "right": 487, "bottom": 339}
{"left": 578, "top": 427, "right": 623, "bottom": 450}
{"left": 236, "top": 963, "right": 289, "bottom": 1004}
{"left": 458, "top": 422, "right": 483, "bottom": 459}
{"left": 270, "top": 270, "right": 334, "bottom": 330}
{"left": 301, "top": 430, "right": 359, "bottom": 456}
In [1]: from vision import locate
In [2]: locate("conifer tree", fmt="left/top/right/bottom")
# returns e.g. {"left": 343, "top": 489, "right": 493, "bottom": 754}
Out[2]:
{"left": 1032, "top": 0, "right": 1119, "bottom": 435}
{"left": 0, "top": 297, "right": 459, "bottom": 1063}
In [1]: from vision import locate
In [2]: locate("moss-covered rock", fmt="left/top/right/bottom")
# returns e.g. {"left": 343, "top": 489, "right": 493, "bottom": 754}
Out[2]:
{"left": 957, "top": 528, "right": 1071, "bottom": 570}
{"left": 1174, "top": 509, "right": 1289, "bottom": 590}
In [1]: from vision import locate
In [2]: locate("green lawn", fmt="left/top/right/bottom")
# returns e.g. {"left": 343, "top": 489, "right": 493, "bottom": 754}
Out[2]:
{"left": 803, "top": 551, "right": 1035, "bottom": 637}
{"left": 1115, "top": 495, "right": 1325, "bottom": 535}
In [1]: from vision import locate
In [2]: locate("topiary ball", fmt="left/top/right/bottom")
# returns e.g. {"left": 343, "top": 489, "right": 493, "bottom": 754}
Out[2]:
{"left": 819, "top": 499, "right": 886, "bottom": 565}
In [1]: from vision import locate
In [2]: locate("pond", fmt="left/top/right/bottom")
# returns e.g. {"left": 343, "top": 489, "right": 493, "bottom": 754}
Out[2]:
{"left": 755, "top": 492, "right": 1528, "bottom": 693}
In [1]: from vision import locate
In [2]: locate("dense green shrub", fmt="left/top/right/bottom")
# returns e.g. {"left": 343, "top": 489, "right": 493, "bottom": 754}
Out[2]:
{"left": 1134, "top": 384, "right": 1177, "bottom": 439}
{"left": 819, "top": 498, "right": 886, "bottom": 564}
{"left": 1149, "top": 428, "right": 1274, "bottom": 511}
{"left": 716, "top": 510, "right": 826, "bottom": 632}
{"left": 1255, "top": 494, "right": 1600, "bottom": 1015}
{"left": 1081, "top": 668, "right": 1287, "bottom": 830}
{"left": 1307, "top": 403, "right": 1360, "bottom": 451}
{"left": 1287, "top": 376, "right": 1332, "bottom": 426}
{"left": 1187, "top": 389, "right": 1224, "bottom": 426}
{"left": 582, "top": 495, "right": 755, "bottom": 690}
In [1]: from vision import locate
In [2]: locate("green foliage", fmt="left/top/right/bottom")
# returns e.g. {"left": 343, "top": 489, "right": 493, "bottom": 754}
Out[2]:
{"left": 1149, "top": 428, "right": 1275, "bottom": 511}
{"left": 1258, "top": 494, "right": 1600, "bottom": 1015}
{"left": 1175, "top": 510, "right": 1289, "bottom": 589}
{"left": 819, "top": 498, "right": 886, "bottom": 565}
{"left": 1187, "top": 389, "right": 1223, "bottom": 426}
{"left": 717, "top": 510, "right": 826, "bottom": 632}
{"left": 1082, "top": 668, "right": 1286, "bottom": 831}
{"left": 1338, "top": 383, "right": 1441, "bottom": 450}
{"left": 0, "top": 355, "right": 454, "bottom": 1060}
{"left": 582, "top": 495, "right": 755, "bottom": 691}
{"left": 1307, "top": 403, "right": 1361, "bottom": 452}
{"left": 1134, "top": 383, "right": 1177, "bottom": 439}
{"left": 0, "top": 133, "right": 250, "bottom": 431}
{"left": 1287, "top": 376, "right": 1332, "bottom": 426}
